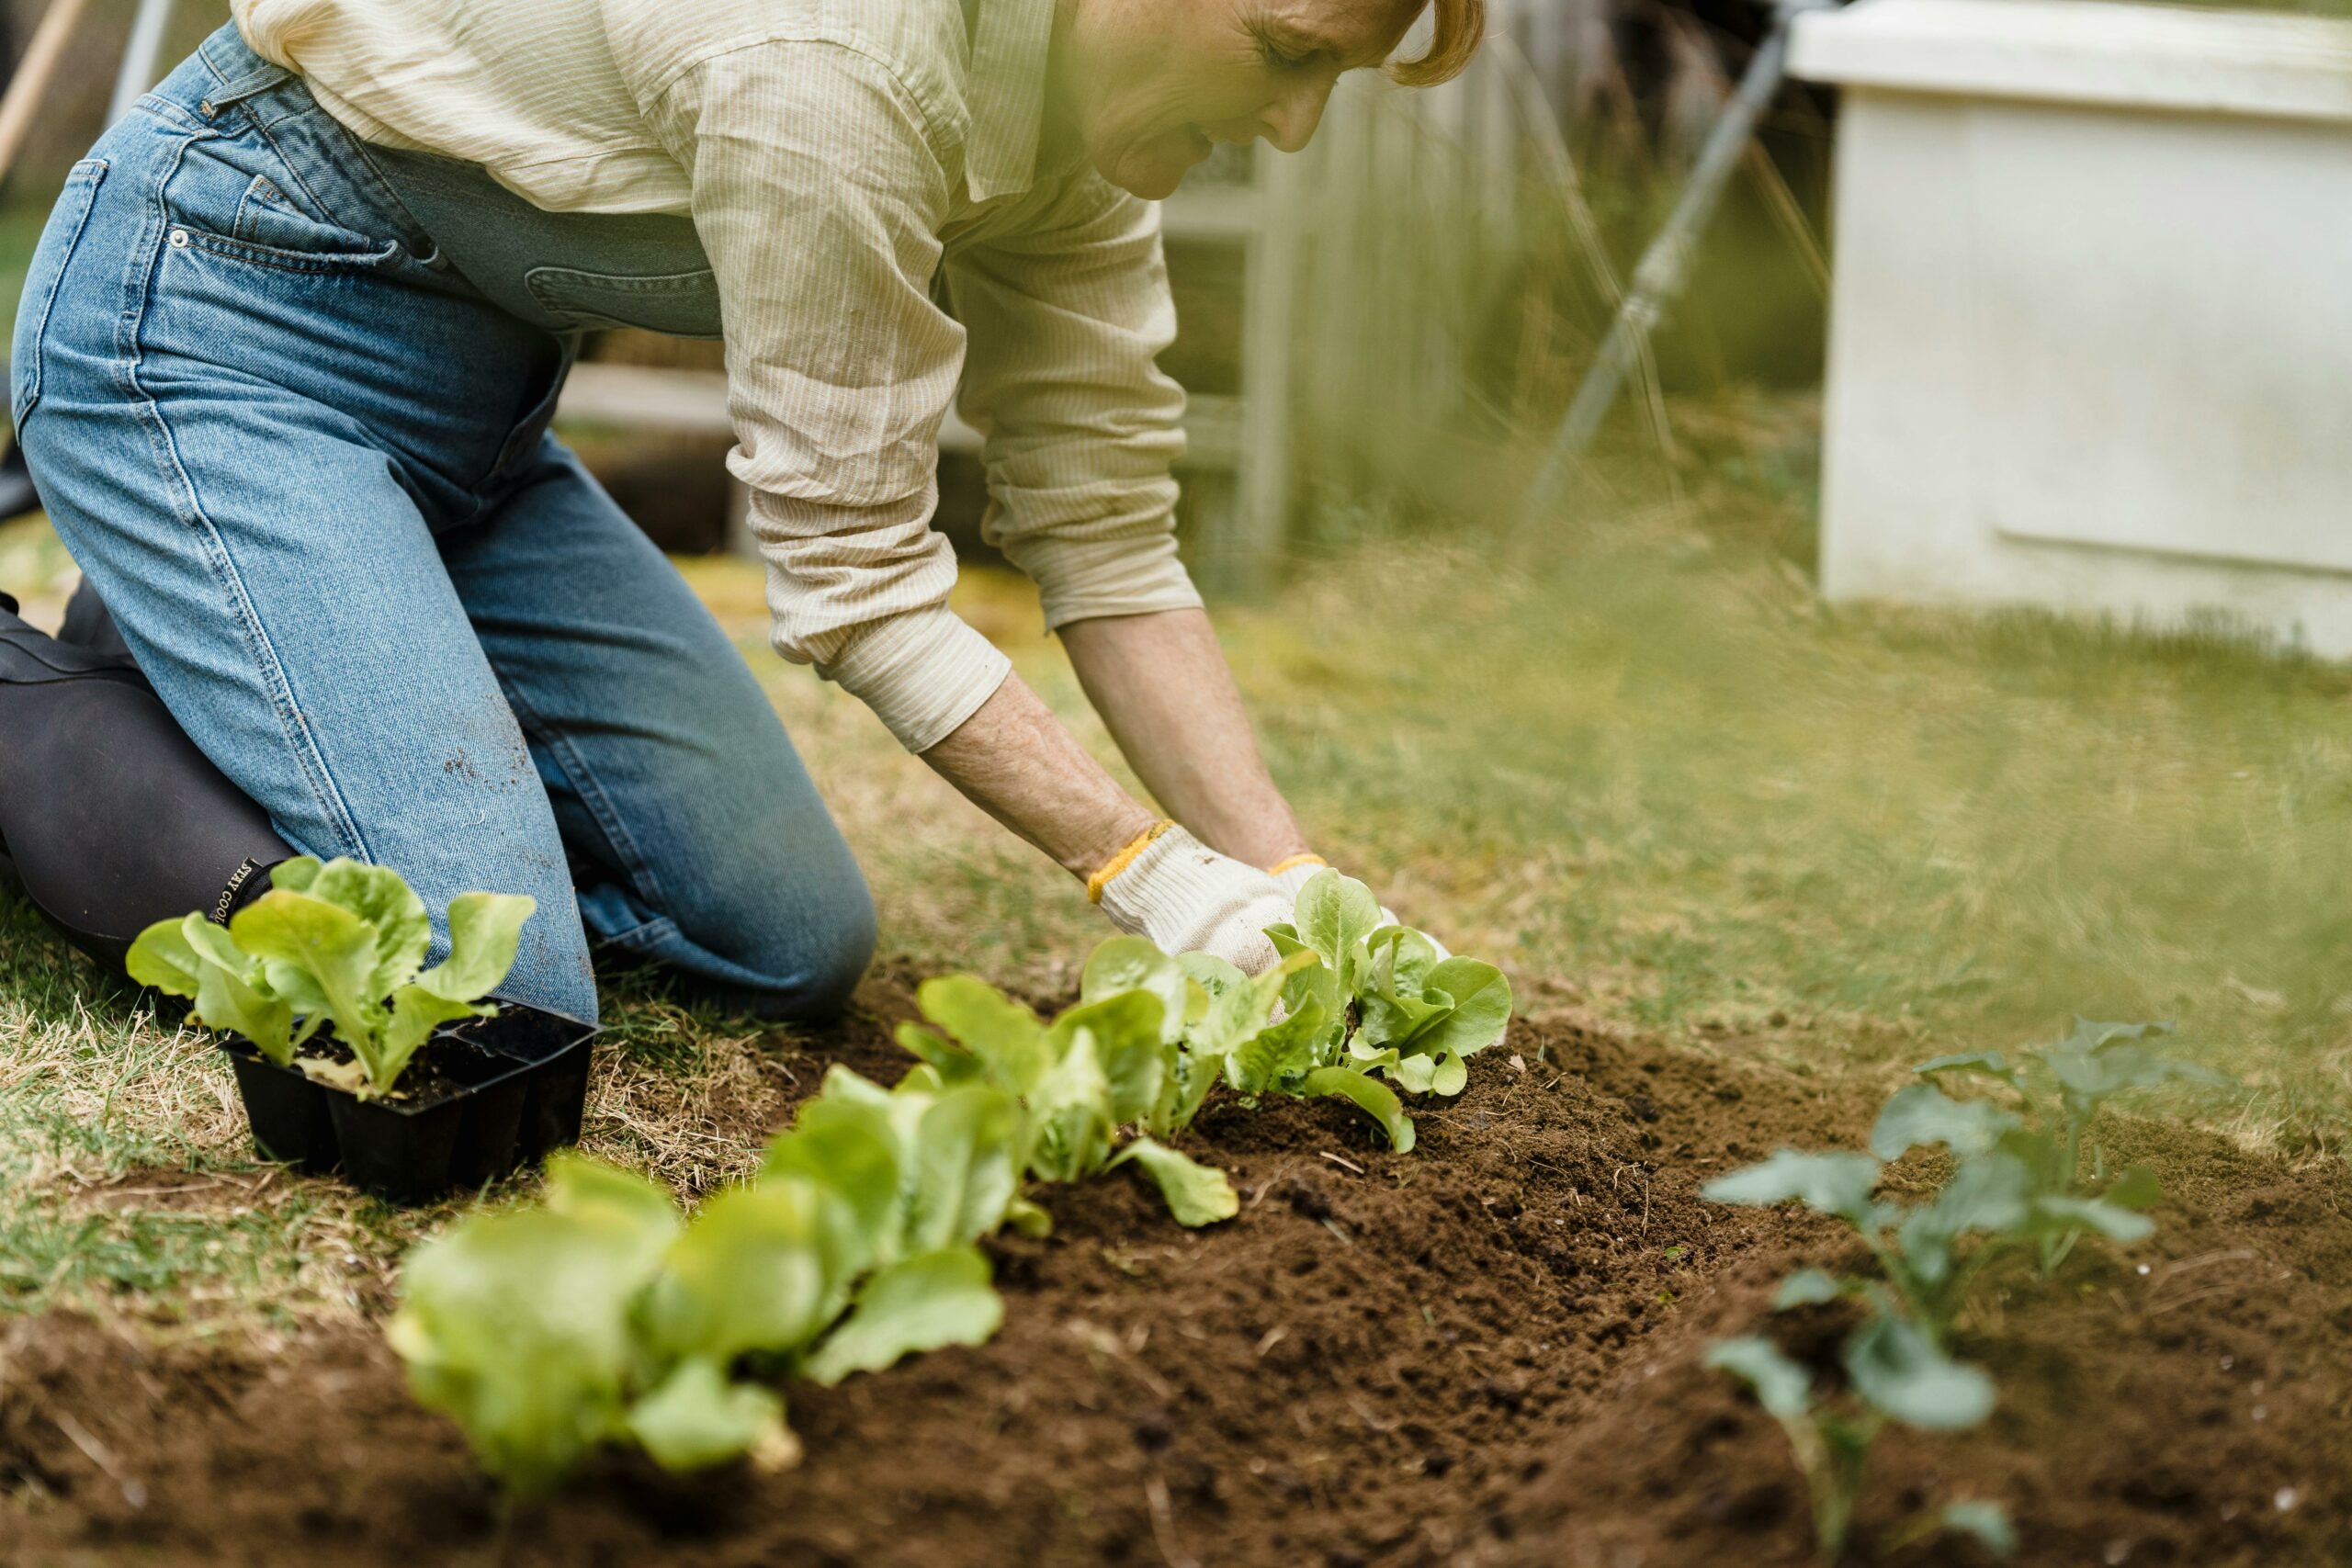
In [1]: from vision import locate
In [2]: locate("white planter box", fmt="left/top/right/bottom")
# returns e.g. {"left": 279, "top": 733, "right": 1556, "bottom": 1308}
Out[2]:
{"left": 1791, "top": 0, "right": 2352, "bottom": 654}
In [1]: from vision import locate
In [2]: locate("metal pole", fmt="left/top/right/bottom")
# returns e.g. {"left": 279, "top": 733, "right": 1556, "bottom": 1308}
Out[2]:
{"left": 0, "top": 0, "right": 100, "bottom": 186}
{"left": 1519, "top": 0, "right": 1835, "bottom": 525}
{"left": 107, "top": 0, "right": 175, "bottom": 125}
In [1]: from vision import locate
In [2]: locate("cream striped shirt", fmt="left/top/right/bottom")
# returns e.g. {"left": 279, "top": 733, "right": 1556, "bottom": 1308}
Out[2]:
{"left": 231, "top": 0, "right": 1198, "bottom": 751}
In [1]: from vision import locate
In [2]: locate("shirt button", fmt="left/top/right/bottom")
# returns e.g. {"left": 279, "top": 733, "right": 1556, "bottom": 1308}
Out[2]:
{"left": 168, "top": 228, "right": 190, "bottom": 248}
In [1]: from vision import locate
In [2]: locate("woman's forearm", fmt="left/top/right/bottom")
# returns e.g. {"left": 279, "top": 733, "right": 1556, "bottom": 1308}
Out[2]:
{"left": 920, "top": 673, "right": 1161, "bottom": 878}
{"left": 1057, "top": 608, "right": 1310, "bottom": 870}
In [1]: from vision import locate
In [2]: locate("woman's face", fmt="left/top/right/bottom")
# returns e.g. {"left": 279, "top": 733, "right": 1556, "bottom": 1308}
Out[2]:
{"left": 1051, "top": 0, "right": 1424, "bottom": 199}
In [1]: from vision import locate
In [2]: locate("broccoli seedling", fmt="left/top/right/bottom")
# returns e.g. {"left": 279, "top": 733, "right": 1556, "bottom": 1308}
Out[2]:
{"left": 1911, "top": 1017, "right": 2220, "bottom": 1273}
{"left": 125, "top": 856, "right": 535, "bottom": 1099}
{"left": 1707, "top": 1320, "right": 2009, "bottom": 1562}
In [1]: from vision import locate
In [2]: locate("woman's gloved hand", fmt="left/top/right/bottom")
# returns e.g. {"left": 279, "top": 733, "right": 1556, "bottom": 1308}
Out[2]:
{"left": 1092, "top": 822, "right": 1294, "bottom": 975}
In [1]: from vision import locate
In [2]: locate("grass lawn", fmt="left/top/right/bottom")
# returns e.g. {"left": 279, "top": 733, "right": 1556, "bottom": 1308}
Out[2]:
{"left": 1, "top": 396, "right": 2347, "bottom": 1340}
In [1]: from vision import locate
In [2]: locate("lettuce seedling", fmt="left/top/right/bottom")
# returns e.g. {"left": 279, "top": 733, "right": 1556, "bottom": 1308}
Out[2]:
{"left": 1706, "top": 1319, "right": 2008, "bottom": 1562}
{"left": 126, "top": 855, "right": 534, "bottom": 1099}
{"left": 1178, "top": 946, "right": 1419, "bottom": 1153}
{"left": 895, "top": 939, "right": 1246, "bottom": 1224}
{"left": 1267, "top": 871, "right": 1512, "bottom": 1100}
{"left": 392, "top": 1065, "right": 1023, "bottom": 1495}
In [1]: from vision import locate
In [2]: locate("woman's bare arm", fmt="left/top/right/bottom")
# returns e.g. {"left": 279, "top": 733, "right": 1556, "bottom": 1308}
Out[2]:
{"left": 1057, "top": 608, "right": 1310, "bottom": 869}
{"left": 919, "top": 673, "right": 1161, "bottom": 877}
{"left": 917, "top": 608, "right": 1306, "bottom": 878}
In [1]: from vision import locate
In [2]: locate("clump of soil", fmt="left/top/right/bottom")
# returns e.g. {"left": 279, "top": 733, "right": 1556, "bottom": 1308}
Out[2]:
{"left": 3, "top": 988, "right": 2349, "bottom": 1567}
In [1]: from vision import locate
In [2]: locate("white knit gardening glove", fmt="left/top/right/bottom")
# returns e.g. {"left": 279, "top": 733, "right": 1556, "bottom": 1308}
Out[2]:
{"left": 1092, "top": 823, "right": 1294, "bottom": 975}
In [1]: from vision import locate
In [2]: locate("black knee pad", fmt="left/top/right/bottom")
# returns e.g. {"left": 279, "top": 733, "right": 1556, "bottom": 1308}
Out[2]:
{"left": 0, "top": 599, "right": 290, "bottom": 970}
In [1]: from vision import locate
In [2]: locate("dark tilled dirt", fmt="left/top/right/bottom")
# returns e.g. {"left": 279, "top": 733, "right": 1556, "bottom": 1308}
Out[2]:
{"left": 4, "top": 986, "right": 2349, "bottom": 1568}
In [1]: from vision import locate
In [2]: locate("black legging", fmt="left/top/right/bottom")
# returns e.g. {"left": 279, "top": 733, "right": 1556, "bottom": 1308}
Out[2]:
{"left": 0, "top": 593, "right": 289, "bottom": 969}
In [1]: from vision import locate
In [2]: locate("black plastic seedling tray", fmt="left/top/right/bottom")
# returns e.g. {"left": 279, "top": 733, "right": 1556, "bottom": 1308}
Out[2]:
{"left": 221, "top": 1003, "right": 596, "bottom": 1204}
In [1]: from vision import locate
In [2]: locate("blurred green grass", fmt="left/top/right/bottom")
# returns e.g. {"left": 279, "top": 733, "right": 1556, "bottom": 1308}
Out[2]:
{"left": 1219, "top": 502, "right": 2352, "bottom": 1154}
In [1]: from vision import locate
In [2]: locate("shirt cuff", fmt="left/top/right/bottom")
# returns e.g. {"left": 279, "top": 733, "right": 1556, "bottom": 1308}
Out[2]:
{"left": 815, "top": 604, "right": 1013, "bottom": 752}
{"left": 1006, "top": 531, "right": 1205, "bottom": 630}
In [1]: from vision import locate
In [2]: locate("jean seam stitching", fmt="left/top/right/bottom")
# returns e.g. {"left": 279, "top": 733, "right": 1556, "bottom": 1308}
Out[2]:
{"left": 239, "top": 97, "right": 429, "bottom": 258}
{"left": 14, "top": 161, "right": 107, "bottom": 424}
{"left": 177, "top": 226, "right": 401, "bottom": 276}
{"left": 116, "top": 132, "right": 372, "bottom": 863}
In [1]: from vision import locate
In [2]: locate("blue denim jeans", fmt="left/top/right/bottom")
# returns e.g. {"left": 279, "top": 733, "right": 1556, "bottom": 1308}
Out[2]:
{"left": 10, "top": 28, "right": 876, "bottom": 1024}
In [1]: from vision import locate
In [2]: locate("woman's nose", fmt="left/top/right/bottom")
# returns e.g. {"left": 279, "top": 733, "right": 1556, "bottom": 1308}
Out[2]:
{"left": 1261, "top": 79, "right": 1335, "bottom": 153}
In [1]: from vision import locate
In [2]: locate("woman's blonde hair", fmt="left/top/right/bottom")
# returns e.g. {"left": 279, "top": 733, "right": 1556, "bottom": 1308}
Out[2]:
{"left": 1390, "top": 0, "right": 1486, "bottom": 87}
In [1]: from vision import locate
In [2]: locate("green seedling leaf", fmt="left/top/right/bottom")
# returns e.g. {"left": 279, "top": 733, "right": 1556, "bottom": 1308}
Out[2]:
{"left": 1428, "top": 1048, "right": 1469, "bottom": 1097}
{"left": 1294, "top": 869, "right": 1381, "bottom": 987}
{"left": 760, "top": 1097, "right": 904, "bottom": 1273}
{"left": 1302, "top": 1066, "right": 1416, "bottom": 1152}
{"left": 1027, "top": 1030, "right": 1117, "bottom": 1184}
{"left": 1227, "top": 995, "right": 1329, "bottom": 1098}
{"left": 2105, "top": 1164, "right": 2163, "bottom": 1211}
{"left": 1773, "top": 1269, "right": 1852, "bottom": 1311}
{"left": 1704, "top": 1336, "right": 1815, "bottom": 1423}
{"left": 266, "top": 854, "right": 322, "bottom": 894}
{"left": 625, "top": 1356, "right": 792, "bottom": 1474}
{"left": 1046, "top": 992, "right": 1168, "bottom": 1125}
{"left": 1189, "top": 950, "right": 1314, "bottom": 1062}
{"left": 1177, "top": 950, "right": 1248, "bottom": 998}
{"left": 895, "top": 1022, "right": 983, "bottom": 1083}
{"left": 1844, "top": 1314, "right": 1994, "bottom": 1431}
{"left": 904, "top": 1085, "right": 1023, "bottom": 1252}
{"left": 1415, "top": 957, "right": 1513, "bottom": 1066}
{"left": 2028, "top": 1195, "right": 2154, "bottom": 1245}
{"left": 1109, "top": 1137, "right": 1239, "bottom": 1226}
{"left": 390, "top": 1182, "right": 674, "bottom": 1497}
{"left": 377, "top": 985, "right": 496, "bottom": 1094}
{"left": 1359, "top": 929, "right": 1451, "bottom": 1048}
{"left": 1081, "top": 936, "right": 1190, "bottom": 1044}
{"left": 1368, "top": 926, "right": 1443, "bottom": 995}
{"left": 1896, "top": 1152, "right": 2033, "bottom": 1294}
{"left": 307, "top": 858, "right": 432, "bottom": 998}
{"left": 1913, "top": 1049, "right": 2018, "bottom": 1089}
{"left": 182, "top": 916, "right": 299, "bottom": 1066}
{"left": 803, "top": 1246, "right": 1002, "bottom": 1385}
{"left": 544, "top": 1154, "right": 684, "bottom": 1260}
{"left": 126, "top": 916, "right": 207, "bottom": 998}
{"left": 1702, "top": 1150, "right": 1884, "bottom": 1227}
{"left": 1940, "top": 1500, "right": 2017, "bottom": 1557}
{"left": 1004, "top": 1195, "right": 1054, "bottom": 1238}
{"left": 2060, "top": 1016, "right": 2176, "bottom": 1054}
{"left": 639, "top": 1179, "right": 849, "bottom": 1367}
{"left": 231, "top": 887, "right": 383, "bottom": 1052}
{"left": 1871, "top": 1083, "right": 2021, "bottom": 1162}
{"left": 917, "top": 976, "right": 1050, "bottom": 1095}
{"left": 412, "top": 891, "right": 536, "bottom": 1005}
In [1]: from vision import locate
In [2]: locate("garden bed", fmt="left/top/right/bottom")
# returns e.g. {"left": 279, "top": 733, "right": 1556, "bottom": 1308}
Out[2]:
{"left": 2, "top": 981, "right": 2347, "bottom": 1567}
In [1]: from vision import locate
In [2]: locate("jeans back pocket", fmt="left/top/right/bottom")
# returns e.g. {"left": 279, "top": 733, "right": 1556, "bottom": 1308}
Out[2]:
{"left": 12, "top": 159, "right": 109, "bottom": 429}
{"left": 523, "top": 266, "right": 723, "bottom": 338}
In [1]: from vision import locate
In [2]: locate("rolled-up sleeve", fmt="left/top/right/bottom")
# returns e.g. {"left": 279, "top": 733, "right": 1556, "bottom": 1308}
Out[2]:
{"left": 641, "top": 39, "right": 1010, "bottom": 753}
{"left": 947, "top": 176, "right": 1202, "bottom": 632}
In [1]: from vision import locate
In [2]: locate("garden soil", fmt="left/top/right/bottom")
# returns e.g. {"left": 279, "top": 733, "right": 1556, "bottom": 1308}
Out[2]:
{"left": 5, "top": 975, "right": 2349, "bottom": 1567}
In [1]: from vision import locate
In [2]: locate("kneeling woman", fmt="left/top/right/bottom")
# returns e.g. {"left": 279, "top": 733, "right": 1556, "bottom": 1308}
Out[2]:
{"left": 10, "top": 0, "right": 1478, "bottom": 1021}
